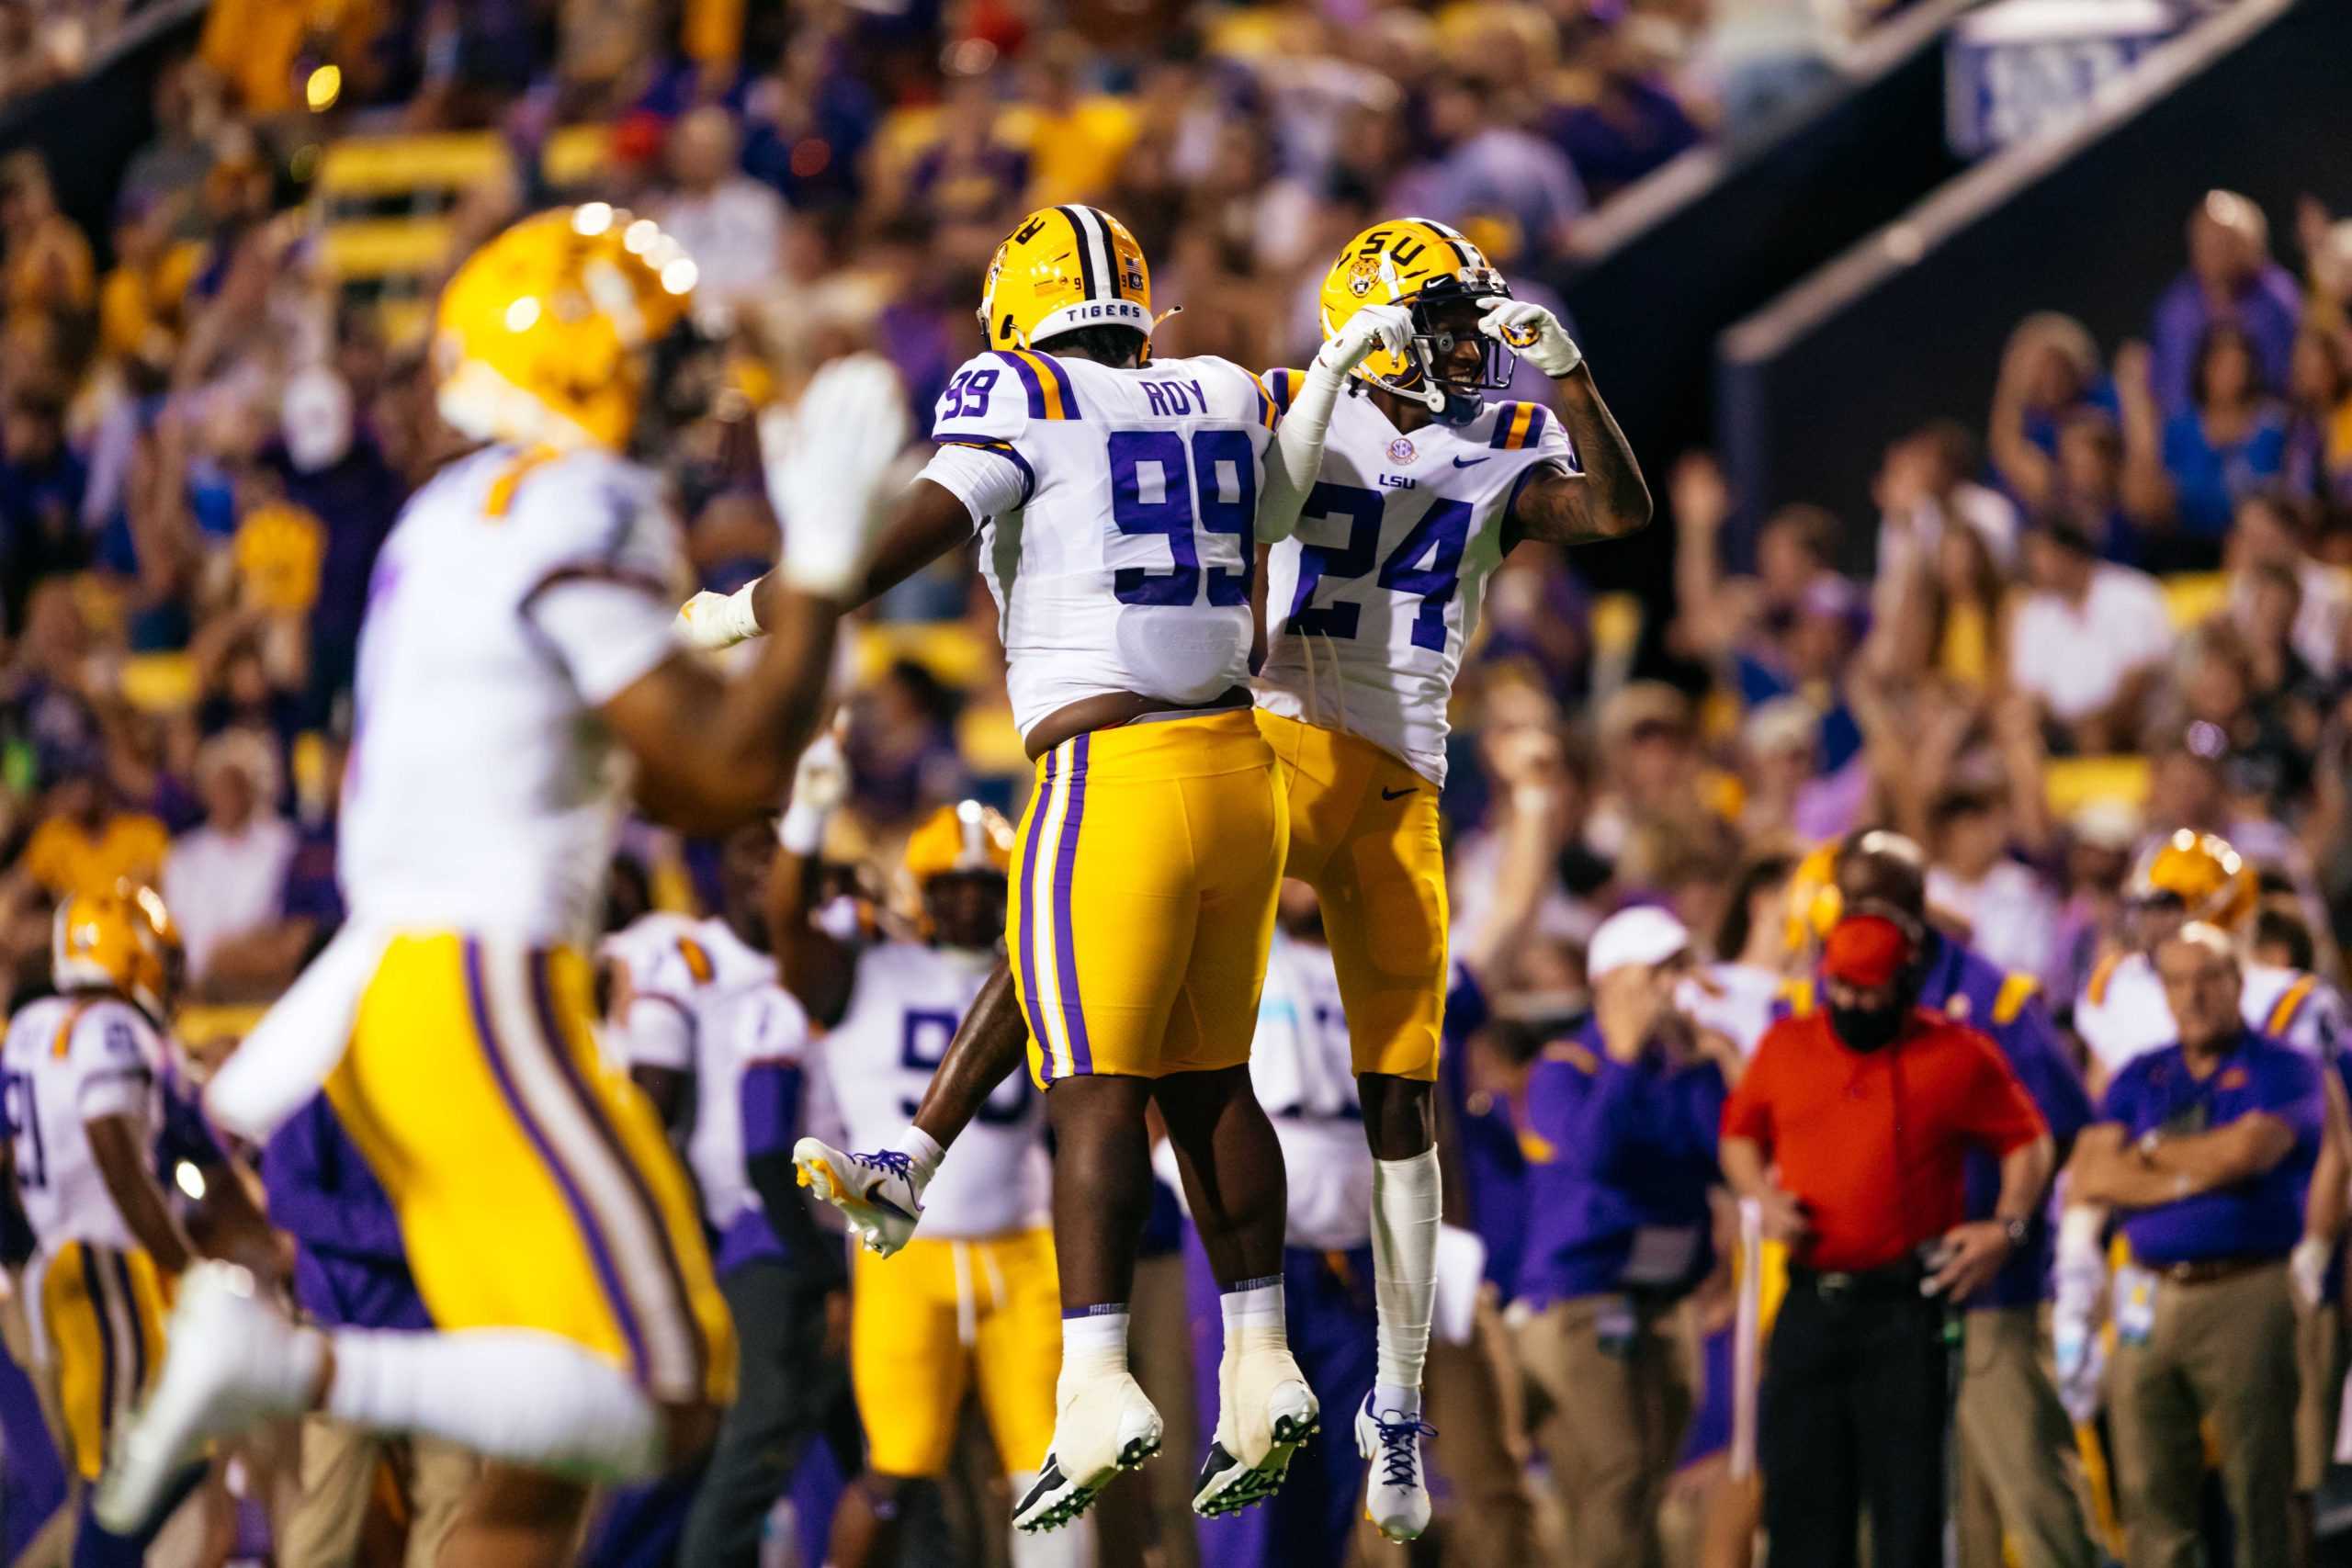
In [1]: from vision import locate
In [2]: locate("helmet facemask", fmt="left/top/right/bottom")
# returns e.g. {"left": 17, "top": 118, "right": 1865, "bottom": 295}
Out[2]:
{"left": 1360, "top": 274, "right": 1517, "bottom": 426}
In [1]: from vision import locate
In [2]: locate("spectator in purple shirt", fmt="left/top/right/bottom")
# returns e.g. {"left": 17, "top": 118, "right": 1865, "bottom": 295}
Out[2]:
{"left": 1513, "top": 908, "right": 1734, "bottom": 1568}
{"left": 2149, "top": 191, "right": 2305, "bottom": 419}
{"left": 264, "top": 1094, "right": 481, "bottom": 1566}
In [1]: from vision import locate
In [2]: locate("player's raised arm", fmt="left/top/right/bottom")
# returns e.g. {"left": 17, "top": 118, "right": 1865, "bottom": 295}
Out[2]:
{"left": 1477, "top": 300, "right": 1652, "bottom": 547}
{"left": 765, "top": 730, "right": 859, "bottom": 1028}
{"left": 605, "top": 355, "right": 910, "bottom": 832}
{"left": 1254, "top": 303, "right": 1413, "bottom": 544}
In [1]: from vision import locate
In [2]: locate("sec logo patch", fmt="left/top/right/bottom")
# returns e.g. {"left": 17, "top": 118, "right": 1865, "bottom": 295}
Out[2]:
{"left": 1387, "top": 437, "right": 1416, "bottom": 464}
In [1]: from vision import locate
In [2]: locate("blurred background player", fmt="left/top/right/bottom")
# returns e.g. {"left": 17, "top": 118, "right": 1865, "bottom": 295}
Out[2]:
{"left": 94, "top": 208, "right": 910, "bottom": 1568}
{"left": 691, "top": 202, "right": 1396, "bottom": 1533}
{"left": 1177, "top": 881, "right": 1407, "bottom": 1568}
{"left": 3, "top": 884, "right": 271, "bottom": 1565}
{"left": 2075, "top": 830, "right": 2346, "bottom": 1095}
{"left": 771, "top": 788, "right": 1074, "bottom": 1568}
{"left": 605, "top": 818, "right": 852, "bottom": 1568}
{"left": 761, "top": 214, "right": 1653, "bottom": 1541}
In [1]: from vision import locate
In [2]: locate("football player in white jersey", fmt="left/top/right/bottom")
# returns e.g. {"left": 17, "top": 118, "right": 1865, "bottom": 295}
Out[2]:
{"left": 604, "top": 820, "right": 854, "bottom": 1568}
{"left": 99, "top": 207, "right": 909, "bottom": 1567}
{"left": 3, "top": 886, "right": 271, "bottom": 1564}
{"left": 683, "top": 204, "right": 1404, "bottom": 1530}
{"left": 2075, "top": 830, "right": 2346, "bottom": 1092}
{"left": 708, "top": 214, "right": 1652, "bottom": 1540}
{"left": 774, "top": 795, "right": 1073, "bottom": 1568}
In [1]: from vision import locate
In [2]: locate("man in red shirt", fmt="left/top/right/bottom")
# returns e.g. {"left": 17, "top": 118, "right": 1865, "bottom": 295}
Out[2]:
{"left": 1721, "top": 906, "right": 2054, "bottom": 1568}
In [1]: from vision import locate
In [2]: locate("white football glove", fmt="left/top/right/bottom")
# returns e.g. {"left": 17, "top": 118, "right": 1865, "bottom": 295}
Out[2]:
{"left": 1312, "top": 302, "right": 1413, "bottom": 383}
{"left": 676, "top": 588, "right": 760, "bottom": 650}
{"left": 1477, "top": 297, "right": 1583, "bottom": 378}
{"left": 777, "top": 728, "right": 848, "bottom": 854}
{"left": 762, "top": 353, "right": 912, "bottom": 598}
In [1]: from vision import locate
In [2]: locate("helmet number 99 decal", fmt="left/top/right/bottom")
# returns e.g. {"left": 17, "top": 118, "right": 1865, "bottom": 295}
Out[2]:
{"left": 1106, "top": 430, "right": 1257, "bottom": 609}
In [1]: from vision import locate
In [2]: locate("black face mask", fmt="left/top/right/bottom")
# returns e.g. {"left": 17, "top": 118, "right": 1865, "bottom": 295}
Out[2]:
{"left": 1828, "top": 1000, "right": 1907, "bottom": 1053}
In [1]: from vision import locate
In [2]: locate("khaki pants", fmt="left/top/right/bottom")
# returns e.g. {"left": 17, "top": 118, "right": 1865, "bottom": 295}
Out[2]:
{"left": 2109, "top": 1262, "right": 2298, "bottom": 1568}
{"left": 1516, "top": 1293, "right": 1696, "bottom": 1568}
{"left": 2294, "top": 1294, "right": 2346, "bottom": 1494}
{"left": 275, "top": 1415, "right": 479, "bottom": 1568}
{"left": 1954, "top": 1305, "right": 2097, "bottom": 1568}
{"left": 1427, "top": 1292, "right": 1540, "bottom": 1565}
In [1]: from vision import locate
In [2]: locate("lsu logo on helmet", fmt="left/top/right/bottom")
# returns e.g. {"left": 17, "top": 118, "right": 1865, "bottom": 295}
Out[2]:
{"left": 434, "top": 203, "right": 697, "bottom": 452}
{"left": 1318, "top": 217, "right": 1515, "bottom": 424}
{"left": 977, "top": 206, "right": 1153, "bottom": 354}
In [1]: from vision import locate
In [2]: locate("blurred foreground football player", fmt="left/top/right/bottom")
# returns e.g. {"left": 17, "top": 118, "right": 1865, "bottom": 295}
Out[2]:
{"left": 96, "top": 205, "right": 910, "bottom": 1568}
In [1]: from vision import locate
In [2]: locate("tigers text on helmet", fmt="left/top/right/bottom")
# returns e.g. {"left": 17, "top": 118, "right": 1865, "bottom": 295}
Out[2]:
{"left": 434, "top": 204, "right": 698, "bottom": 453}
{"left": 2129, "top": 829, "right": 2256, "bottom": 931}
{"left": 1319, "top": 217, "right": 1513, "bottom": 425}
{"left": 978, "top": 207, "right": 1153, "bottom": 355}
{"left": 52, "top": 884, "right": 181, "bottom": 1021}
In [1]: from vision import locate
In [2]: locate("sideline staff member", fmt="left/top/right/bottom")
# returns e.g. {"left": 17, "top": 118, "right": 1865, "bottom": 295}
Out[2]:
{"left": 2066, "top": 921, "right": 2322, "bottom": 1568}
{"left": 1722, "top": 908, "right": 2053, "bottom": 1568}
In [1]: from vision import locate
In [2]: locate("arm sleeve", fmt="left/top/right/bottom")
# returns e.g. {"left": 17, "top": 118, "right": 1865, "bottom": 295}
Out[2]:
{"left": 516, "top": 458, "right": 689, "bottom": 706}
{"left": 915, "top": 442, "right": 1033, "bottom": 532}
{"left": 1998, "top": 999, "right": 2093, "bottom": 1151}
{"left": 1956, "top": 1032, "right": 2049, "bottom": 1156}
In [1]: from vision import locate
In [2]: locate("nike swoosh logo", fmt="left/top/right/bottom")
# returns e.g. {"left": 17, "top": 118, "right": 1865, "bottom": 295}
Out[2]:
{"left": 1381, "top": 785, "right": 1417, "bottom": 800}
{"left": 1452, "top": 456, "right": 1490, "bottom": 468}
{"left": 860, "top": 1180, "right": 917, "bottom": 1222}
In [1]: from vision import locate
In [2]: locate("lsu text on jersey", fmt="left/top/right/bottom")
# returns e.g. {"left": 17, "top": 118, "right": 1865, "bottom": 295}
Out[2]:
{"left": 822, "top": 941, "right": 1057, "bottom": 1477}
{"left": 919, "top": 347, "right": 1290, "bottom": 1089}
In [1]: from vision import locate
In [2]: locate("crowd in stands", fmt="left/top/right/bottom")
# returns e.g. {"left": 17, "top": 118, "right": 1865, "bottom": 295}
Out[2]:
{"left": 2, "top": 0, "right": 2352, "bottom": 1562}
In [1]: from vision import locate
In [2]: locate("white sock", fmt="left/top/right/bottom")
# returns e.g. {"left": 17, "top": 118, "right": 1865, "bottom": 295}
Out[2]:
{"left": 1372, "top": 1148, "right": 1440, "bottom": 1417}
{"left": 326, "top": 1329, "right": 663, "bottom": 1480}
{"left": 1057, "top": 1306, "right": 1129, "bottom": 1402}
{"left": 1220, "top": 1276, "right": 1285, "bottom": 1339}
{"left": 894, "top": 1126, "right": 946, "bottom": 1191}
{"left": 1008, "top": 1484, "right": 1092, "bottom": 1567}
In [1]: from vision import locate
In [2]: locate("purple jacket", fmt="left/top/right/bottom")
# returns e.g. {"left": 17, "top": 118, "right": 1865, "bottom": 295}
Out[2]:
{"left": 263, "top": 1095, "right": 432, "bottom": 1331}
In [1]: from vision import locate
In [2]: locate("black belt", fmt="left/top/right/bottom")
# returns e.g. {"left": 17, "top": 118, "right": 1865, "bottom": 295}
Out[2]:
{"left": 1790, "top": 1260, "right": 1931, "bottom": 1303}
{"left": 2142, "top": 1254, "right": 2283, "bottom": 1286}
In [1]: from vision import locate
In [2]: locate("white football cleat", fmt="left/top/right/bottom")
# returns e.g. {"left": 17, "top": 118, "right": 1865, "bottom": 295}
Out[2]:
{"left": 1192, "top": 1348, "right": 1318, "bottom": 1517}
{"left": 1355, "top": 1393, "right": 1436, "bottom": 1541}
{"left": 96, "top": 1263, "right": 322, "bottom": 1533}
{"left": 794, "top": 1138, "right": 925, "bottom": 1257}
{"left": 1013, "top": 1372, "right": 1163, "bottom": 1533}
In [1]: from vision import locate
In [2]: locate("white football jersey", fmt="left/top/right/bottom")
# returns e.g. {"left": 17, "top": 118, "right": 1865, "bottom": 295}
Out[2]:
{"left": 1256, "top": 378, "right": 1577, "bottom": 785}
{"left": 338, "top": 445, "right": 688, "bottom": 946}
{"left": 819, "top": 941, "right": 1047, "bottom": 1240}
{"left": 918, "top": 349, "right": 1278, "bottom": 741}
{"left": 1, "top": 995, "right": 166, "bottom": 1255}
{"left": 1252, "top": 931, "right": 1372, "bottom": 1252}
{"left": 604, "top": 914, "right": 802, "bottom": 1231}
{"left": 2075, "top": 951, "right": 2344, "bottom": 1076}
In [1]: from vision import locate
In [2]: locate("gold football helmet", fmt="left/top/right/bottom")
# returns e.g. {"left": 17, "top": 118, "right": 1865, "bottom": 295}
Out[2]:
{"left": 978, "top": 206, "right": 1153, "bottom": 354}
{"left": 905, "top": 801, "right": 1016, "bottom": 885}
{"left": 433, "top": 204, "right": 697, "bottom": 452}
{"left": 1318, "top": 217, "right": 1513, "bottom": 423}
{"left": 2129, "top": 829, "right": 2257, "bottom": 931}
{"left": 52, "top": 884, "right": 180, "bottom": 1020}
